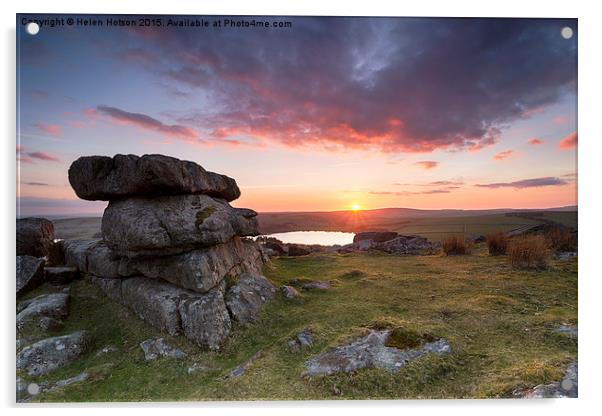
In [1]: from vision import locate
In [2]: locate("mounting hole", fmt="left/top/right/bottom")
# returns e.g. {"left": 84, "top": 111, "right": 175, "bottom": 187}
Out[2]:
{"left": 26, "top": 22, "right": 40, "bottom": 35}
{"left": 561, "top": 26, "right": 573, "bottom": 40}
{"left": 27, "top": 382, "right": 40, "bottom": 395}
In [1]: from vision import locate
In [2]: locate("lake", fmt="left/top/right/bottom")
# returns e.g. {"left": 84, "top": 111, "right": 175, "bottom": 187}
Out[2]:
{"left": 261, "top": 231, "right": 355, "bottom": 246}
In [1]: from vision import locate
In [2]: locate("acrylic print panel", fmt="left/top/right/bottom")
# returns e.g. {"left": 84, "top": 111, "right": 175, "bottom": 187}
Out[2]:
{"left": 16, "top": 14, "right": 577, "bottom": 402}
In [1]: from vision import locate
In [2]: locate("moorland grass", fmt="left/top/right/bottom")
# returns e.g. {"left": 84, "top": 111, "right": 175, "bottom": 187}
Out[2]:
{"left": 18, "top": 244, "right": 577, "bottom": 401}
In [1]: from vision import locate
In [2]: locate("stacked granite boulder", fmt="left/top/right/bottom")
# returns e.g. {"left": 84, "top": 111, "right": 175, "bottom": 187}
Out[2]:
{"left": 66, "top": 154, "right": 274, "bottom": 350}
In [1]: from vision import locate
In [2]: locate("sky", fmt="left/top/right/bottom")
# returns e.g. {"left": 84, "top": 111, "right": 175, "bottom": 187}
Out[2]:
{"left": 16, "top": 15, "right": 577, "bottom": 216}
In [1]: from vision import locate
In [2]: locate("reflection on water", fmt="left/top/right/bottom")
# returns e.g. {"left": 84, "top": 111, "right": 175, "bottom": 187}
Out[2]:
{"left": 261, "top": 231, "right": 355, "bottom": 246}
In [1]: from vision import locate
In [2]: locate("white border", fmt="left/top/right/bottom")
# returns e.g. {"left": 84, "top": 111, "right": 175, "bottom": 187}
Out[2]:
{"left": 2, "top": 1, "right": 601, "bottom": 415}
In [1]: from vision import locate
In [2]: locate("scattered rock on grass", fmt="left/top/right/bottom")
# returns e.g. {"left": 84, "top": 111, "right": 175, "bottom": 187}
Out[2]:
{"left": 16, "top": 330, "right": 92, "bottom": 376}
{"left": 288, "top": 245, "right": 310, "bottom": 256}
{"left": 301, "top": 280, "right": 331, "bottom": 291}
{"left": 140, "top": 337, "right": 187, "bottom": 361}
{"left": 187, "top": 362, "right": 210, "bottom": 375}
{"left": 16, "top": 255, "right": 45, "bottom": 296}
{"left": 17, "top": 293, "right": 69, "bottom": 328}
{"left": 288, "top": 329, "right": 314, "bottom": 352}
{"left": 226, "top": 350, "right": 262, "bottom": 379}
{"left": 304, "top": 330, "right": 451, "bottom": 376}
{"left": 281, "top": 285, "right": 300, "bottom": 299}
{"left": 553, "top": 324, "right": 578, "bottom": 338}
{"left": 555, "top": 252, "right": 577, "bottom": 261}
{"left": 516, "top": 361, "right": 578, "bottom": 398}
{"left": 96, "top": 345, "right": 119, "bottom": 356}
{"left": 225, "top": 274, "right": 276, "bottom": 324}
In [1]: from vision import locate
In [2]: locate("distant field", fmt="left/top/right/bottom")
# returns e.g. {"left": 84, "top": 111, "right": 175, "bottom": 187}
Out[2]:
{"left": 257, "top": 210, "right": 578, "bottom": 242}
{"left": 50, "top": 210, "right": 577, "bottom": 242}
{"left": 53, "top": 217, "right": 102, "bottom": 240}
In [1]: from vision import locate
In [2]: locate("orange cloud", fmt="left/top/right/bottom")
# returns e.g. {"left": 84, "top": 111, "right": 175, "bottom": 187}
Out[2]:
{"left": 493, "top": 150, "right": 513, "bottom": 160}
{"left": 528, "top": 138, "right": 543, "bottom": 145}
{"left": 415, "top": 161, "right": 439, "bottom": 170}
{"left": 559, "top": 132, "right": 577, "bottom": 149}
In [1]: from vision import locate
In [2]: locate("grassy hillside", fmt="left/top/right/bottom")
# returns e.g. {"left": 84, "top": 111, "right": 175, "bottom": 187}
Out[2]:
{"left": 19, "top": 245, "right": 577, "bottom": 401}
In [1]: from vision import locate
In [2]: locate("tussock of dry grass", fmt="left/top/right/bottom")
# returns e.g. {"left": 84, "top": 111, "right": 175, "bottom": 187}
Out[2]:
{"left": 545, "top": 226, "right": 577, "bottom": 252}
{"left": 442, "top": 234, "right": 472, "bottom": 255}
{"left": 487, "top": 232, "right": 508, "bottom": 256}
{"left": 508, "top": 235, "right": 548, "bottom": 269}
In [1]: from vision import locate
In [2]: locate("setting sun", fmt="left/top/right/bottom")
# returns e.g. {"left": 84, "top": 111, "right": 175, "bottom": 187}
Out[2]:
{"left": 351, "top": 203, "right": 361, "bottom": 211}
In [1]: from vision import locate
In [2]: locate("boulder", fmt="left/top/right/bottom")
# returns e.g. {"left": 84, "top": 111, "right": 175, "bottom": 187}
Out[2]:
{"left": 94, "top": 276, "right": 231, "bottom": 350}
{"left": 288, "top": 245, "right": 310, "bottom": 256}
{"left": 16, "top": 293, "right": 69, "bottom": 328}
{"left": 127, "top": 237, "right": 264, "bottom": 293}
{"left": 102, "top": 194, "right": 259, "bottom": 257}
{"left": 16, "top": 331, "right": 92, "bottom": 376}
{"left": 120, "top": 277, "right": 185, "bottom": 336}
{"left": 179, "top": 288, "right": 231, "bottom": 350}
{"left": 63, "top": 239, "right": 135, "bottom": 278}
{"left": 44, "top": 266, "right": 79, "bottom": 285}
{"left": 16, "top": 255, "right": 45, "bottom": 296}
{"left": 139, "top": 337, "right": 186, "bottom": 361}
{"left": 262, "top": 241, "right": 287, "bottom": 256}
{"left": 68, "top": 154, "right": 240, "bottom": 202}
{"left": 225, "top": 274, "right": 276, "bottom": 324}
{"left": 16, "top": 217, "right": 55, "bottom": 257}
{"left": 304, "top": 330, "right": 451, "bottom": 376}
{"left": 353, "top": 231, "right": 398, "bottom": 244}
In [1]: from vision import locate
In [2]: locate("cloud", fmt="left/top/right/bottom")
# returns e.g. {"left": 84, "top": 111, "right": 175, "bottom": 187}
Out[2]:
{"left": 25, "top": 182, "right": 49, "bottom": 186}
{"left": 96, "top": 105, "right": 199, "bottom": 140}
{"left": 33, "top": 123, "right": 61, "bottom": 137}
{"left": 553, "top": 115, "right": 569, "bottom": 125}
{"left": 493, "top": 150, "right": 514, "bottom": 160}
{"left": 120, "top": 18, "right": 576, "bottom": 154}
{"left": 369, "top": 186, "right": 458, "bottom": 196}
{"left": 27, "top": 151, "right": 60, "bottom": 162}
{"left": 475, "top": 177, "right": 569, "bottom": 189}
{"left": 423, "top": 180, "right": 464, "bottom": 186}
{"left": 559, "top": 131, "right": 577, "bottom": 149}
{"left": 528, "top": 138, "right": 543, "bottom": 145}
{"left": 415, "top": 161, "right": 439, "bottom": 170}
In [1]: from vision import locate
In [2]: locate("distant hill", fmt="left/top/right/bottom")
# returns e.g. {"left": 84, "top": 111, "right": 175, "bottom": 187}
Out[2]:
{"left": 257, "top": 206, "right": 577, "bottom": 235}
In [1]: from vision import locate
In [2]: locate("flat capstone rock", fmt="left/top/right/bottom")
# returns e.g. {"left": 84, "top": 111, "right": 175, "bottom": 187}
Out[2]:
{"left": 68, "top": 154, "right": 240, "bottom": 202}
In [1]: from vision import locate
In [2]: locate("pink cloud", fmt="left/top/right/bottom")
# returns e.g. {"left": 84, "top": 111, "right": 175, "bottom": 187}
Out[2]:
{"left": 493, "top": 150, "right": 514, "bottom": 161}
{"left": 553, "top": 115, "right": 569, "bottom": 125}
{"left": 33, "top": 123, "right": 61, "bottom": 137}
{"left": 528, "top": 138, "right": 543, "bottom": 145}
{"left": 559, "top": 132, "right": 577, "bottom": 149}
{"left": 415, "top": 161, "right": 439, "bottom": 170}
{"left": 96, "top": 105, "right": 198, "bottom": 140}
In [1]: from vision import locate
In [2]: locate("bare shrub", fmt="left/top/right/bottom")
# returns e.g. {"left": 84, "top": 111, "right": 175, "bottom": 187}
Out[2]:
{"left": 487, "top": 232, "right": 508, "bottom": 256}
{"left": 508, "top": 235, "right": 548, "bottom": 269}
{"left": 545, "top": 226, "right": 577, "bottom": 252}
{"left": 442, "top": 234, "right": 472, "bottom": 255}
